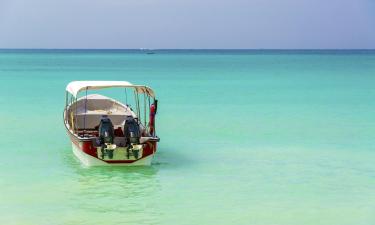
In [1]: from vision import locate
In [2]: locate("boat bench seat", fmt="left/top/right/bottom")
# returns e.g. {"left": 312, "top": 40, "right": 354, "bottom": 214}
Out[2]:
{"left": 75, "top": 114, "right": 126, "bottom": 129}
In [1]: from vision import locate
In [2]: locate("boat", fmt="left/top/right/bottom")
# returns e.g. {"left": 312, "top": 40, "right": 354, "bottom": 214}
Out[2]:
{"left": 63, "top": 81, "right": 160, "bottom": 166}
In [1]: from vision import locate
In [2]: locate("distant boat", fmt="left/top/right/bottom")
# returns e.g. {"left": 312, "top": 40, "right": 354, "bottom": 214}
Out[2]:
{"left": 63, "top": 81, "right": 160, "bottom": 166}
{"left": 139, "top": 48, "right": 156, "bottom": 54}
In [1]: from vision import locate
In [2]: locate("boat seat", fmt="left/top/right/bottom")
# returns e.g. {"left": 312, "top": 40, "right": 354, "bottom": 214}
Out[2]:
{"left": 75, "top": 114, "right": 127, "bottom": 129}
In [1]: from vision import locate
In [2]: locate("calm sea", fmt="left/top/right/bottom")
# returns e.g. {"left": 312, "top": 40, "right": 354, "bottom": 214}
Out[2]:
{"left": 0, "top": 50, "right": 374, "bottom": 225}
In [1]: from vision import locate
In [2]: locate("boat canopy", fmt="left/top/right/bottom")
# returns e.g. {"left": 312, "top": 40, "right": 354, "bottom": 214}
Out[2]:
{"left": 66, "top": 81, "right": 155, "bottom": 98}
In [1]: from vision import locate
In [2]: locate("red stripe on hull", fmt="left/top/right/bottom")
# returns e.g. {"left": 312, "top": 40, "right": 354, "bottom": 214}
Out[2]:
{"left": 67, "top": 130, "right": 157, "bottom": 164}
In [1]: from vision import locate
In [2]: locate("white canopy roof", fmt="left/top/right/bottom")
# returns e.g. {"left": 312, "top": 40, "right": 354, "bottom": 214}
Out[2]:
{"left": 66, "top": 81, "right": 155, "bottom": 98}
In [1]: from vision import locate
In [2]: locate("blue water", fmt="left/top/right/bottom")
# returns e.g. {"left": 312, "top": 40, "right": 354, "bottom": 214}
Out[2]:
{"left": 0, "top": 50, "right": 374, "bottom": 225}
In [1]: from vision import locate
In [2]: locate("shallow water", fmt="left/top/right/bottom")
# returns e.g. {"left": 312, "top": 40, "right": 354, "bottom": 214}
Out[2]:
{"left": 0, "top": 50, "right": 375, "bottom": 225}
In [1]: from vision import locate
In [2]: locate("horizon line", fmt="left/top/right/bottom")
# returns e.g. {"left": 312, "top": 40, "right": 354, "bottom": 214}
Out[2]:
{"left": 1, "top": 48, "right": 375, "bottom": 51}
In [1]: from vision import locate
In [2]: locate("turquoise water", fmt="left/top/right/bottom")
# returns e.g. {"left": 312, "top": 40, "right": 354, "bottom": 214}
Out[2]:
{"left": 0, "top": 50, "right": 375, "bottom": 225}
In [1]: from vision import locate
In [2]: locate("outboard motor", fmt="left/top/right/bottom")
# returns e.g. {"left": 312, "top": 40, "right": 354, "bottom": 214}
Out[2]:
{"left": 124, "top": 116, "right": 141, "bottom": 159}
{"left": 124, "top": 116, "right": 141, "bottom": 145}
{"left": 97, "top": 116, "right": 116, "bottom": 159}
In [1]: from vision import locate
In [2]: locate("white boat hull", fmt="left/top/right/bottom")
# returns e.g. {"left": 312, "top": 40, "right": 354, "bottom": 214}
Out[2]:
{"left": 72, "top": 143, "right": 154, "bottom": 166}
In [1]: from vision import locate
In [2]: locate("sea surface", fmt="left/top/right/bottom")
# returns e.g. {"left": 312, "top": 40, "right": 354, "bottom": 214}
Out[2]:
{"left": 0, "top": 49, "right": 374, "bottom": 225}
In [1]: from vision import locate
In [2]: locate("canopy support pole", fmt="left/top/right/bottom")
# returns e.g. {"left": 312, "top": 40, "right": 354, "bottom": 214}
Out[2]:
{"left": 136, "top": 91, "right": 141, "bottom": 120}
{"left": 74, "top": 97, "right": 78, "bottom": 135}
{"left": 153, "top": 98, "right": 157, "bottom": 136}
{"left": 134, "top": 90, "right": 139, "bottom": 119}
{"left": 144, "top": 93, "right": 147, "bottom": 131}
{"left": 124, "top": 88, "right": 128, "bottom": 106}
{"left": 83, "top": 87, "right": 88, "bottom": 137}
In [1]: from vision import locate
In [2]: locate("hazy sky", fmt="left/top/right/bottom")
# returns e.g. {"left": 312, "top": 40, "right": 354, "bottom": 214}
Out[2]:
{"left": 0, "top": 0, "right": 374, "bottom": 49}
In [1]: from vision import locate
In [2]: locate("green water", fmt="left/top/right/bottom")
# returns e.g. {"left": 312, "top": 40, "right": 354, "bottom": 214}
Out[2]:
{"left": 0, "top": 50, "right": 374, "bottom": 225}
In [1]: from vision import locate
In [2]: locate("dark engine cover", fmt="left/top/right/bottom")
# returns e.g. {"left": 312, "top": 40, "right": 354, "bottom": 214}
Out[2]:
{"left": 98, "top": 116, "right": 114, "bottom": 144}
{"left": 124, "top": 116, "right": 141, "bottom": 145}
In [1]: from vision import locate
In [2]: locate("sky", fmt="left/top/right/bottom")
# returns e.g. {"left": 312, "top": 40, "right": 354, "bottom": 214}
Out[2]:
{"left": 0, "top": 0, "right": 374, "bottom": 49}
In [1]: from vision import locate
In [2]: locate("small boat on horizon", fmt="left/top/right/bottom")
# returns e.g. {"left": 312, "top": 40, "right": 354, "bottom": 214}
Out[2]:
{"left": 63, "top": 81, "right": 160, "bottom": 166}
